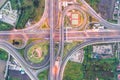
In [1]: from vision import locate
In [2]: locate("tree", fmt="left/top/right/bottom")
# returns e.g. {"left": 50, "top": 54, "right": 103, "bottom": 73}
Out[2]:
{"left": 33, "top": 0, "right": 39, "bottom": 8}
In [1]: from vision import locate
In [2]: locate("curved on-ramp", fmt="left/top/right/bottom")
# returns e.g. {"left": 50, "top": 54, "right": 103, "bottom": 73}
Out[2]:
{"left": 24, "top": 41, "right": 49, "bottom": 69}
{"left": 56, "top": 4, "right": 87, "bottom": 61}
{"left": 58, "top": 38, "right": 120, "bottom": 80}
{"left": 80, "top": 0, "right": 120, "bottom": 29}
{"left": 0, "top": 40, "right": 39, "bottom": 80}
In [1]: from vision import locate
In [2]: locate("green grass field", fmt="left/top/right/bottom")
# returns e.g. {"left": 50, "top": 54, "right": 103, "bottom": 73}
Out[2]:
{"left": 27, "top": 41, "right": 49, "bottom": 63}
{"left": 0, "top": 21, "right": 13, "bottom": 31}
{"left": 8, "top": 77, "right": 20, "bottom": 80}
{"left": 63, "top": 61, "right": 84, "bottom": 80}
{"left": 63, "top": 41, "right": 81, "bottom": 57}
{"left": 63, "top": 45, "right": 118, "bottom": 80}
{"left": 38, "top": 70, "right": 48, "bottom": 80}
{"left": 0, "top": 49, "right": 8, "bottom": 61}
{"left": 16, "top": 0, "right": 45, "bottom": 29}
{"left": 107, "top": 19, "right": 118, "bottom": 24}
{"left": 10, "top": 0, "right": 20, "bottom": 10}
{"left": 85, "top": 0, "right": 100, "bottom": 12}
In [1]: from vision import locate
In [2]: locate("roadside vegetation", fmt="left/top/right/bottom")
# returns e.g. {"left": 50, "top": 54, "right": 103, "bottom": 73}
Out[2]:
{"left": 18, "top": 39, "right": 43, "bottom": 57}
{"left": 8, "top": 77, "right": 20, "bottom": 80}
{"left": 18, "top": 48, "right": 24, "bottom": 57}
{"left": 0, "top": 0, "right": 46, "bottom": 30}
{"left": 76, "top": 0, "right": 82, "bottom": 5}
{"left": 83, "top": 46, "right": 118, "bottom": 80}
{"left": 63, "top": 61, "right": 83, "bottom": 80}
{"left": 16, "top": 0, "right": 45, "bottom": 29}
{"left": 63, "top": 45, "right": 118, "bottom": 80}
{"left": 64, "top": 16, "right": 71, "bottom": 27}
{"left": 38, "top": 70, "right": 48, "bottom": 80}
{"left": 10, "top": 0, "right": 20, "bottom": 10}
{"left": 63, "top": 41, "right": 81, "bottom": 57}
{"left": 85, "top": 0, "right": 100, "bottom": 12}
{"left": 107, "top": 19, "right": 118, "bottom": 24}
{"left": 40, "top": 22, "right": 49, "bottom": 29}
{"left": 0, "top": 21, "right": 13, "bottom": 31}
{"left": 0, "top": 49, "right": 8, "bottom": 61}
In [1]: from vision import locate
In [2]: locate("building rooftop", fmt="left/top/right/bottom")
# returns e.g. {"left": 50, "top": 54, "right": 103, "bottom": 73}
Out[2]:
{"left": 117, "top": 65, "right": 120, "bottom": 71}
{"left": 93, "top": 45, "right": 113, "bottom": 55}
{"left": 70, "top": 49, "right": 84, "bottom": 63}
{"left": 92, "top": 44, "right": 113, "bottom": 59}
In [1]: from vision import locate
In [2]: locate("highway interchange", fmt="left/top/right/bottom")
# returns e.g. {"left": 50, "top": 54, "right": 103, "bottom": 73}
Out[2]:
{"left": 1, "top": 0, "right": 120, "bottom": 80}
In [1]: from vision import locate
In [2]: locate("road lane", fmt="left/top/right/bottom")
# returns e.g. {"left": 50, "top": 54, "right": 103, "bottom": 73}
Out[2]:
{"left": 0, "top": 40, "right": 39, "bottom": 80}
{"left": 58, "top": 38, "right": 120, "bottom": 80}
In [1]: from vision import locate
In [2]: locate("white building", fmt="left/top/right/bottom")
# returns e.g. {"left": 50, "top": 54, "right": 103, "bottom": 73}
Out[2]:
{"left": 70, "top": 49, "right": 84, "bottom": 63}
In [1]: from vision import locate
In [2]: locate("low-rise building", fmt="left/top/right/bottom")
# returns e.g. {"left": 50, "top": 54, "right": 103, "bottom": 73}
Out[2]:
{"left": 93, "top": 23, "right": 104, "bottom": 30}
{"left": 61, "top": 0, "right": 74, "bottom": 7}
{"left": 113, "top": 0, "right": 120, "bottom": 24}
{"left": 70, "top": 49, "right": 84, "bottom": 63}
{"left": 92, "top": 44, "right": 113, "bottom": 59}
{"left": 7, "top": 58, "right": 30, "bottom": 80}
{"left": 0, "top": 1, "right": 18, "bottom": 26}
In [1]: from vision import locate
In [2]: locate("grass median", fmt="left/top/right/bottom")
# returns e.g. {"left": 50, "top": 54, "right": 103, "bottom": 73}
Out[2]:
{"left": 27, "top": 41, "right": 49, "bottom": 63}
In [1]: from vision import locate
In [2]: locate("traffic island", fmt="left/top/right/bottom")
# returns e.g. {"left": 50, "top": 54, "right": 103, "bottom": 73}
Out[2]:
{"left": 39, "top": 21, "right": 49, "bottom": 30}
{"left": 24, "top": 41, "right": 49, "bottom": 67}
{"left": 27, "top": 45, "right": 45, "bottom": 63}
{"left": 9, "top": 38, "right": 26, "bottom": 49}
{"left": 64, "top": 9, "right": 87, "bottom": 30}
